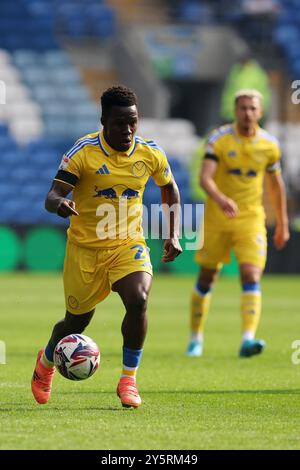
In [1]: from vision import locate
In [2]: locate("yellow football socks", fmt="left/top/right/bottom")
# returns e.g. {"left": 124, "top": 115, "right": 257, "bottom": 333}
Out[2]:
{"left": 121, "top": 366, "right": 137, "bottom": 379}
{"left": 241, "top": 283, "right": 262, "bottom": 340}
{"left": 190, "top": 285, "right": 212, "bottom": 340}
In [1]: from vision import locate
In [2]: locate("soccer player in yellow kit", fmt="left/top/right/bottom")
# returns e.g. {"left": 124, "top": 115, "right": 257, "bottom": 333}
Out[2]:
{"left": 187, "top": 89, "right": 289, "bottom": 358}
{"left": 31, "top": 86, "right": 182, "bottom": 407}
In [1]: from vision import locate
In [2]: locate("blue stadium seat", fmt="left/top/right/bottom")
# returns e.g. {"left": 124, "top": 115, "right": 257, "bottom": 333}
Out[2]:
{"left": 43, "top": 102, "right": 70, "bottom": 118}
{"left": 178, "top": 186, "right": 190, "bottom": 203}
{"left": 42, "top": 50, "right": 71, "bottom": 67}
{"left": 22, "top": 66, "right": 50, "bottom": 84}
{"left": 10, "top": 167, "right": 39, "bottom": 184}
{"left": 3, "top": 35, "right": 29, "bottom": 50}
{"left": 168, "top": 157, "right": 182, "bottom": 173}
{"left": 143, "top": 178, "right": 161, "bottom": 206}
{"left": 0, "top": 166, "right": 12, "bottom": 183}
{"left": 173, "top": 171, "right": 190, "bottom": 190}
{"left": 44, "top": 118, "right": 72, "bottom": 137}
{"left": 0, "top": 1, "right": 115, "bottom": 225}
{"left": 13, "top": 50, "right": 40, "bottom": 67}
{"left": 0, "top": 124, "right": 9, "bottom": 136}
{"left": 0, "top": 149, "right": 25, "bottom": 169}
{"left": 32, "top": 85, "right": 59, "bottom": 104}
{"left": 88, "top": 6, "right": 116, "bottom": 39}
{"left": 291, "top": 59, "right": 300, "bottom": 78}
{"left": 58, "top": 86, "right": 90, "bottom": 102}
{"left": 0, "top": 1, "right": 27, "bottom": 14}
{"left": 273, "top": 24, "right": 300, "bottom": 47}
{"left": 38, "top": 37, "right": 59, "bottom": 51}
{"left": 36, "top": 206, "right": 68, "bottom": 225}
{"left": 50, "top": 67, "right": 81, "bottom": 85}
{"left": 0, "top": 137, "right": 18, "bottom": 156}
{"left": 39, "top": 167, "right": 57, "bottom": 183}
{"left": 73, "top": 102, "right": 99, "bottom": 118}
{"left": 63, "top": 19, "right": 88, "bottom": 38}
{"left": 1, "top": 199, "right": 21, "bottom": 223}
{"left": 0, "top": 182, "right": 16, "bottom": 199}
{"left": 285, "top": 42, "right": 300, "bottom": 62}
{"left": 178, "top": 1, "right": 213, "bottom": 24}
{"left": 26, "top": 0, "right": 55, "bottom": 19}
{"left": 71, "top": 118, "right": 99, "bottom": 137}
{"left": 25, "top": 138, "right": 52, "bottom": 154}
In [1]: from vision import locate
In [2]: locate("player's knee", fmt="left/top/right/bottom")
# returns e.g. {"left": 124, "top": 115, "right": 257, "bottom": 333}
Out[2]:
{"left": 199, "top": 270, "right": 218, "bottom": 289}
{"left": 200, "top": 279, "right": 214, "bottom": 291}
{"left": 125, "top": 290, "right": 148, "bottom": 316}
{"left": 240, "top": 264, "right": 262, "bottom": 285}
{"left": 241, "top": 271, "right": 261, "bottom": 285}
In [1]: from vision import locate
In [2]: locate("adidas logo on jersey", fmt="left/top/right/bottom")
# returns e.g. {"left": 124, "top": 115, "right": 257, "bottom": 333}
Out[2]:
{"left": 96, "top": 165, "right": 110, "bottom": 175}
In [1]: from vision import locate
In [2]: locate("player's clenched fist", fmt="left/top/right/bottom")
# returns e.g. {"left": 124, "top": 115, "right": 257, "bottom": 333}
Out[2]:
{"left": 162, "top": 238, "right": 183, "bottom": 262}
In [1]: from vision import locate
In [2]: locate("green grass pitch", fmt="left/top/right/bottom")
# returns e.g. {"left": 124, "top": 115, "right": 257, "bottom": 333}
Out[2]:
{"left": 0, "top": 273, "right": 300, "bottom": 450}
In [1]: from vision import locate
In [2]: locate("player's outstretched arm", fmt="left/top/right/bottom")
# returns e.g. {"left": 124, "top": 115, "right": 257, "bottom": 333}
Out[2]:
{"left": 45, "top": 180, "right": 79, "bottom": 218}
{"left": 266, "top": 171, "right": 289, "bottom": 250}
{"left": 160, "top": 177, "right": 183, "bottom": 262}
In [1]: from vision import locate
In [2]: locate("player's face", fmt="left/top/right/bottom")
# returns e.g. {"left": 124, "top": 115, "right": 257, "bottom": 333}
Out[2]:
{"left": 103, "top": 105, "right": 138, "bottom": 152}
{"left": 235, "top": 97, "right": 263, "bottom": 132}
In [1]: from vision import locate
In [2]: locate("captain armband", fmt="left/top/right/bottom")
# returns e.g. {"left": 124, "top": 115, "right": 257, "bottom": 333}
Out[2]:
{"left": 54, "top": 170, "right": 79, "bottom": 187}
{"left": 204, "top": 153, "right": 219, "bottom": 162}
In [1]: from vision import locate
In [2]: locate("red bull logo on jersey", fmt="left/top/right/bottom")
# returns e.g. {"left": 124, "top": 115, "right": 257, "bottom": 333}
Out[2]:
{"left": 228, "top": 168, "right": 257, "bottom": 177}
{"left": 93, "top": 185, "right": 139, "bottom": 200}
{"left": 121, "top": 188, "right": 139, "bottom": 199}
{"left": 94, "top": 186, "right": 117, "bottom": 199}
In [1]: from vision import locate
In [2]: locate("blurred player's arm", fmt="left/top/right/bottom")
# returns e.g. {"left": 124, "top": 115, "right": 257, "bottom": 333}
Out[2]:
{"left": 265, "top": 171, "right": 289, "bottom": 249}
{"left": 160, "top": 176, "right": 182, "bottom": 262}
{"left": 201, "top": 157, "right": 238, "bottom": 218}
{"left": 45, "top": 177, "right": 79, "bottom": 218}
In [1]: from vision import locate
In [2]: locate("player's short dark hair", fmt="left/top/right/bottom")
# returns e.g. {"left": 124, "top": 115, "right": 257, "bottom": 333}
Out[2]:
{"left": 101, "top": 85, "right": 138, "bottom": 118}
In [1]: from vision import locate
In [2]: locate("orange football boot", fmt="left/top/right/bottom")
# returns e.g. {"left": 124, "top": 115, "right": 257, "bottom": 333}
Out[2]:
{"left": 31, "top": 349, "right": 56, "bottom": 404}
{"left": 117, "top": 376, "right": 142, "bottom": 408}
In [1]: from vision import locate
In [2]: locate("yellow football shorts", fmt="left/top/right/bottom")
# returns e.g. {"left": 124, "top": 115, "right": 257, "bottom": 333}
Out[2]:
{"left": 64, "top": 239, "right": 153, "bottom": 314}
{"left": 195, "top": 223, "right": 267, "bottom": 270}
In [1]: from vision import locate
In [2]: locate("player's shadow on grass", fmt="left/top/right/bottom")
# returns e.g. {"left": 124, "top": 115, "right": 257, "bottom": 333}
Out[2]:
{"left": 54, "top": 388, "right": 300, "bottom": 397}
{"left": 56, "top": 387, "right": 300, "bottom": 396}
{"left": 44, "top": 406, "right": 122, "bottom": 412}
{"left": 58, "top": 390, "right": 115, "bottom": 395}
{"left": 144, "top": 389, "right": 300, "bottom": 395}
{"left": 0, "top": 405, "right": 122, "bottom": 412}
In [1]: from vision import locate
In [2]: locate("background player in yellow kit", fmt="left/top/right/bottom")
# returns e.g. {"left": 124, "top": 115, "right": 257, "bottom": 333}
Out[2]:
{"left": 187, "top": 89, "right": 289, "bottom": 358}
{"left": 31, "top": 86, "right": 182, "bottom": 407}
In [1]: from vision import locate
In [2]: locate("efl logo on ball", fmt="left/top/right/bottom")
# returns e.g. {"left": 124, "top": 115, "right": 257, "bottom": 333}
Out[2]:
{"left": 54, "top": 334, "right": 100, "bottom": 381}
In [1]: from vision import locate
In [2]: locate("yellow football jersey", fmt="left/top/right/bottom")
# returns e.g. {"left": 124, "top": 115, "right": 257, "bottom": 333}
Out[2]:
{"left": 204, "top": 123, "right": 281, "bottom": 229}
{"left": 54, "top": 131, "right": 172, "bottom": 248}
